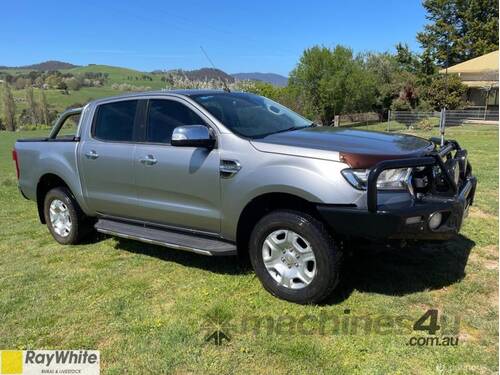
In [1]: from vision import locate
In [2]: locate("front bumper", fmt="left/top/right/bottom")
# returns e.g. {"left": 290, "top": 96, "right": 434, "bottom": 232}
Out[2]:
{"left": 318, "top": 177, "right": 476, "bottom": 240}
{"left": 318, "top": 139, "right": 477, "bottom": 241}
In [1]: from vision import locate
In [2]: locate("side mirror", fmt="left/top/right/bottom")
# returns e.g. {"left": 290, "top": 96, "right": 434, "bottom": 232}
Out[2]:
{"left": 171, "top": 125, "right": 215, "bottom": 148}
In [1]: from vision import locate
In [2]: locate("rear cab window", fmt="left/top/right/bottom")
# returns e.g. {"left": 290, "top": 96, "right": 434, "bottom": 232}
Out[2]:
{"left": 55, "top": 113, "right": 80, "bottom": 139}
{"left": 93, "top": 100, "right": 139, "bottom": 142}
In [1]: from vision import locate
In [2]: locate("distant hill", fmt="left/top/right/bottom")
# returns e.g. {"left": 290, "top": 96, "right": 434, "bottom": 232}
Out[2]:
{"left": 0, "top": 60, "right": 80, "bottom": 71}
{"left": 168, "top": 68, "right": 235, "bottom": 82}
{"left": 0, "top": 60, "right": 289, "bottom": 88}
{"left": 232, "top": 72, "right": 288, "bottom": 87}
{"left": 67, "top": 64, "right": 164, "bottom": 89}
{"left": 69, "top": 64, "right": 146, "bottom": 77}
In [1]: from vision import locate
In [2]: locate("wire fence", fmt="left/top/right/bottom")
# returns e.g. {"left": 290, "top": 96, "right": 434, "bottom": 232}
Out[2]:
{"left": 338, "top": 112, "right": 380, "bottom": 125}
{"left": 389, "top": 109, "right": 499, "bottom": 129}
{"left": 390, "top": 111, "right": 440, "bottom": 127}
{"left": 444, "top": 109, "right": 499, "bottom": 125}
{"left": 332, "top": 108, "right": 498, "bottom": 130}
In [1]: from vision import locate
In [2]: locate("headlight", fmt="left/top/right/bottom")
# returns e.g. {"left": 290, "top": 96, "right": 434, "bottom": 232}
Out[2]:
{"left": 341, "top": 168, "right": 412, "bottom": 191}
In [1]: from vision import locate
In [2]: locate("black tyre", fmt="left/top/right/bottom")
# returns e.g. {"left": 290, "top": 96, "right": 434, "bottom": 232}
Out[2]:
{"left": 249, "top": 210, "right": 342, "bottom": 304}
{"left": 43, "top": 187, "right": 93, "bottom": 245}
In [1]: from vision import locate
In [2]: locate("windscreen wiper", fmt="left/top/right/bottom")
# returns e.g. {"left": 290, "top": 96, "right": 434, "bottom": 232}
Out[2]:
{"left": 257, "top": 124, "right": 315, "bottom": 139}
{"left": 272, "top": 123, "right": 316, "bottom": 135}
{"left": 270, "top": 126, "right": 298, "bottom": 135}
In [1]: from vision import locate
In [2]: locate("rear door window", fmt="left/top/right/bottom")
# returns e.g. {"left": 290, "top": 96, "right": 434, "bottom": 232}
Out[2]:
{"left": 93, "top": 100, "right": 138, "bottom": 142}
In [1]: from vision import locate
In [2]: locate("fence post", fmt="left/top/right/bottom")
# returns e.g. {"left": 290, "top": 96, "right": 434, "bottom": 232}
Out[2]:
{"left": 387, "top": 110, "right": 391, "bottom": 132}
{"left": 334, "top": 115, "right": 340, "bottom": 127}
{"left": 439, "top": 108, "right": 446, "bottom": 146}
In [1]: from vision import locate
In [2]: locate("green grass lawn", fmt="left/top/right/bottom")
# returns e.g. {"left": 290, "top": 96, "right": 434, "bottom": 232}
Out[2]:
{"left": 0, "top": 124, "right": 498, "bottom": 374}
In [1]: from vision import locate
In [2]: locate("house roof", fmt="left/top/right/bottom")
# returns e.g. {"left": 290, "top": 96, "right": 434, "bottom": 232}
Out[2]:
{"left": 461, "top": 80, "right": 498, "bottom": 88}
{"left": 439, "top": 50, "right": 499, "bottom": 74}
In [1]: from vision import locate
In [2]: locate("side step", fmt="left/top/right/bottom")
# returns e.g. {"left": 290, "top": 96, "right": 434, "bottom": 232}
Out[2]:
{"left": 95, "top": 218, "right": 237, "bottom": 256}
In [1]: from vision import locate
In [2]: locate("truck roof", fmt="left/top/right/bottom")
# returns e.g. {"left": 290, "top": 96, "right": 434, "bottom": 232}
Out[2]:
{"left": 89, "top": 89, "right": 235, "bottom": 106}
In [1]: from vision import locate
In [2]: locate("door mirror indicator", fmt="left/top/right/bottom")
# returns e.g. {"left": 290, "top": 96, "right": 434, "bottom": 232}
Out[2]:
{"left": 171, "top": 125, "right": 215, "bottom": 148}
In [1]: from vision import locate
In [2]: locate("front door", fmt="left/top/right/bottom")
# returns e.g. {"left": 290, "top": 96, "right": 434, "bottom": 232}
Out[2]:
{"left": 133, "top": 98, "right": 221, "bottom": 233}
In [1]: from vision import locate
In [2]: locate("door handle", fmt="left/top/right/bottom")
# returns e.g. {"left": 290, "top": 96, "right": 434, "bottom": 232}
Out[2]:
{"left": 220, "top": 160, "right": 241, "bottom": 178}
{"left": 85, "top": 150, "right": 99, "bottom": 159}
{"left": 139, "top": 155, "right": 158, "bottom": 165}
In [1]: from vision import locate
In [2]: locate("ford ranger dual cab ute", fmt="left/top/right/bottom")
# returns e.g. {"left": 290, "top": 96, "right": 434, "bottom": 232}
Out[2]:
{"left": 13, "top": 90, "right": 477, "bottom": 304}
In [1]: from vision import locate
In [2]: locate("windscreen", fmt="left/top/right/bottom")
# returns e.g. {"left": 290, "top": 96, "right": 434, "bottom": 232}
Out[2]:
{"left": 190, "top": 92, "right": 312, "bottom": 139}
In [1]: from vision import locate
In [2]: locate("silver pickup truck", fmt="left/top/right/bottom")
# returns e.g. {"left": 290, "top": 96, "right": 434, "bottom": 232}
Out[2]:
{"left": 14, "top": 90, "right": 476, "bottom": 304}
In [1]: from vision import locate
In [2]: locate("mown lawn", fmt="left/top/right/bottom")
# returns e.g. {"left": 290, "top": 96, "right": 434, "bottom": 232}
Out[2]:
{"left": 0, "top": 124, "right": 498, "bottom": 374}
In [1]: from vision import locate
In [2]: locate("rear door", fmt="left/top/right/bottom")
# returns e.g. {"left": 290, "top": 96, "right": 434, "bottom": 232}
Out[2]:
{"left": 133, "top": 98, "right": 221, "bottom": 233}
{"left": 79, "top": 99, "right": 144, "bottom": 218}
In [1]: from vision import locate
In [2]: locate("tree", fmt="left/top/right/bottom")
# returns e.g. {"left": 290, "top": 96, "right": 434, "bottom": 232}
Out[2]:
{"left": 244, "top": 81, "right": 285, "bottom": 103}
{"left": 417, "top": 0, "right": 499, "bottom": 66}
{"left": 2, "top": 83, "right": 16, "bottom": 131}
{"left": 364, "top": 52, "right": 424, "bottom": 117}
{"left": 46, "top": 75, "right": 65, "bottom": 89}
{"left": 395, "top": 71, "right": 420, "bottom": 109}
{"left": 395, "top": 43, "right": 420, "bottom": 73}
{"left": 364, "top": 52, "right": 399, "bottom": 119}
{"left": 65, "top": 77, "right": 81, "bottom": 91}
{"left": 289, "top": 45, "right": 376, "bottom": 125}
{"left": 34, "top": 76, "right": 44, "bottom": 88}
{"left": 419, "top": 50, "right": 436, "bottom": 78}
{"left": 14, "top": 77, "right": 29, "bottom": 90}
{"left": 25, "top": 85, "right": 38, "bottom": 124}
{"left": 40, "top": 89, "right": 50, "bottom": 125}
{"left": 420, "top": 74, "right": 467, "bottom": 109}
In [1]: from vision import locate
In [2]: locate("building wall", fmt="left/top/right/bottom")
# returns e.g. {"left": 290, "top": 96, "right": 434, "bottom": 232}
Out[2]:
{"left": 467, "top": 87, "right": 498, "bottom": 109}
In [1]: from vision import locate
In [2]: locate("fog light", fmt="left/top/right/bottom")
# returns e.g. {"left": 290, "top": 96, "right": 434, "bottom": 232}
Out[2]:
{"left": 406, "top": 216, "right": 422, "bottom": 225}
{"left": 428, "top": 212, "right": 443, "bottom": 230}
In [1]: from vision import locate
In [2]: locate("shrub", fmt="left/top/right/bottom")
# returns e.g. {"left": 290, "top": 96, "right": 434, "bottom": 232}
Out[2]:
{"left": 416, "top": 117, "right": 433, "bottom": 131}
{"left": 111, "top": 83, "right": 152, "bottom": 91}
{"left": 64, "top": 77, "right": 81, "bottom": 91}
{"left": 420, "top": 74, "right": 467, "bottom": 110}
{"left": 46, "top": 75, "right": 66, "bottom": 89}
{"left": 416, "top": 100, "right": 434, "bottom": 112}
{"left": 390, "top": 97, "right": 412, "bottom": 111}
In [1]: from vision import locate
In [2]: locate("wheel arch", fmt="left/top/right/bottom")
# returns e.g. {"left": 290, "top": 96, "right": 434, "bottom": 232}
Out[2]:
{"left": 235, "top": 192, "right": 321, "bottom": 258}
{"left": 36, "top": 173, "right": 73, "bottom": 224}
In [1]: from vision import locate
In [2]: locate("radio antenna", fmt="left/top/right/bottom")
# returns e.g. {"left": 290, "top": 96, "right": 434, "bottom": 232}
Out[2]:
{"left": 200, "top": 46, "right": 230, "bottom": 92}
{"left": 441, "top": 31, "right": 450, "bottom": 146}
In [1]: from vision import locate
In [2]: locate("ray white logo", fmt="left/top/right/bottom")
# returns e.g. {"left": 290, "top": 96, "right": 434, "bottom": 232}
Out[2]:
{"left": 0, "top": 350, "right": 100, "bottom": 374}
{"left": 26, "top": 350, "right": 98, "bottom": 367}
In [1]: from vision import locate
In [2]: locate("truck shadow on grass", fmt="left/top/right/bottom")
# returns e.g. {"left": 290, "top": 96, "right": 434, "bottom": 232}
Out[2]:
{"left": 111, "top": 237, "right": 252, "bottom": 276}
{"left": 325, "top": 235, "right": 475, "bottom": 304}
{"left": 108, "top": 234, "right": 474, "bottom": 303}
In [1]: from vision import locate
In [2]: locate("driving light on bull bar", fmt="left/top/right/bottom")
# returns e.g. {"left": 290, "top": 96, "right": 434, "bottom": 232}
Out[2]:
{"left": 406, "top": 216, "right": 422, "bottom": 225}
{"left": 445, "top": 159, "right": 460, "bottom": 186}
{"left": 341, "top": 168, "right": 412, "bottom": 191}
{"left": 428, "top": 212, "right": 443, "bottom": 230}
{"left": 455, "top": 149, "right": 468, "bottom": 178}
